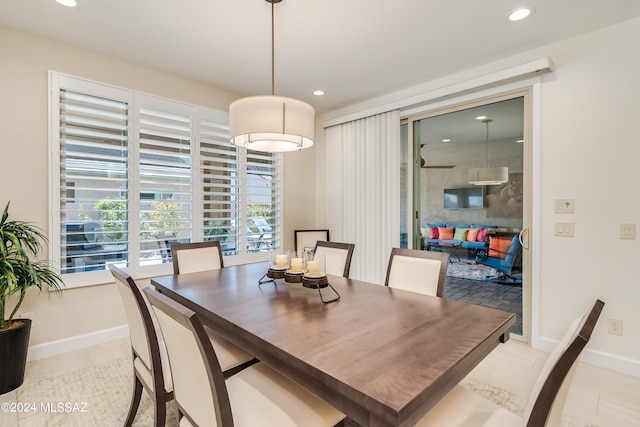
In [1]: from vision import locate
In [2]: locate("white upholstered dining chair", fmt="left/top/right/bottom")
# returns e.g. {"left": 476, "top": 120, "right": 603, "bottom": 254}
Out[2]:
{"left": 170, "top": 241, "right": 257, "bottom": 376}
{"left": 109, "top": 265, "right": 173, "bottom": 427}
{"left": 294, "top": 229, "right": 330, "bottom": 254}
{"left": 384, "top": 248, "right": 449, "bottom": 297}
{"left": 143, "top": 287, "right": 346, "bottom": 427}
{"left": 415, "top": 299, "right": 604, "bottom": 427}
{"left": 314, "top": 241, "right": 355, "bottom": 278}
{"left": 171, "top": 241, "right": 224, "bottom": 274}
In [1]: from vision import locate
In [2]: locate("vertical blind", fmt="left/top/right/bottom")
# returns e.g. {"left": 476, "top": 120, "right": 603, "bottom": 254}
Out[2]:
{"left": 324, "top": 110, "right": 401, "bottom": 284}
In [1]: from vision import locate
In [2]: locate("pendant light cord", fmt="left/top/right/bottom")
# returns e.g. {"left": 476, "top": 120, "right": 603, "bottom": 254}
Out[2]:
{"left": 271, "top": 0, "right": 275, "bottom": 96}
{"left": 483, "top": 119, "right": 492, "bottom": 166}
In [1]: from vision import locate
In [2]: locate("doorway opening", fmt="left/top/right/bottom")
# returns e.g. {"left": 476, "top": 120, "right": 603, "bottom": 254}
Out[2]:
{"left": 403, "top": 91, "right": 531, "bottom": 340}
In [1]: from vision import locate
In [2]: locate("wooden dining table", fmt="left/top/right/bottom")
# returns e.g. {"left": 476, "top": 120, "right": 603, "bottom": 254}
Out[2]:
{"left": 151, "top": 261, "right": 515, "bottom": 427}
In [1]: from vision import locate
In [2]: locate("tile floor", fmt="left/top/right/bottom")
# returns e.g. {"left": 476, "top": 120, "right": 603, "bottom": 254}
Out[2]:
{"left": 1, "top": 337, "right": 638, "bottom": 426}
{"left": 445, "top": 275, "right": 523, "bottom": 335}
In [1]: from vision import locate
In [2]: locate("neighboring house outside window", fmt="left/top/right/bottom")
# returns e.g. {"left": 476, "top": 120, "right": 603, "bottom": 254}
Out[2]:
{"left": 50, "top": 73, "right": 282, "bottom": 286}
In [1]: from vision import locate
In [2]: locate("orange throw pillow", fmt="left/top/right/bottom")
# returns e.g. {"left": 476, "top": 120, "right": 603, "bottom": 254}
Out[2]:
{"left": 437, "top": 227, "right": 454, "bottom": 240}
{"left": 466, "top": 228, "right": 480, "bottom": 242}
{"left": 489, "top": 236, "right": 512, "bottom": 259}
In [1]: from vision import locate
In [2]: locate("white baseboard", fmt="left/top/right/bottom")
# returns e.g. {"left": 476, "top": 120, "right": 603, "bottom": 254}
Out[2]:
{"left": 27, "top": 325, "right": 129, "bottom": 361}
{"left": 538, "top": 337, "right": 640, "bottom": 377}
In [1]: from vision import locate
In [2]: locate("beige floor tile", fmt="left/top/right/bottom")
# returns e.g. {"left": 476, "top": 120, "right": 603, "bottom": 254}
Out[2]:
{"left": 22, "top": 360, "right": 45, "bottom": 384}
{"left": 85, "top": 338, "right": 130, "bottom": 365}
{"left": 38, "top": 347, "right": 92, "bottom": 378}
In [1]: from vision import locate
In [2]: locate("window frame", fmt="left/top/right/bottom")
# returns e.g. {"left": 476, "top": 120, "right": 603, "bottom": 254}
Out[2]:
{"left": 49, "top": 72, "right": 280, "bottom": 288}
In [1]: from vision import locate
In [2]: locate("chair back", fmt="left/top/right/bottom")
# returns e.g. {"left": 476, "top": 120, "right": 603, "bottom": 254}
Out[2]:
{"left": 314, "top": 241, "right": 355, "bottom": 278}
{"left": 294, "top": 229, "right": 330, "bottom": 254}
{"left": 384, "top": 248, "right": 449, "bottom": 297}
{"left": 524, "top": 299, "right": 605, "bottom": 427}
{"left": 171, "top": 241, "right": 224, "bottom": 275}
{"left": 109, "top": 265, "right": 163, "bottom": 388}
{"left": 144, "top": 287, "right": 232, "bottom": 427}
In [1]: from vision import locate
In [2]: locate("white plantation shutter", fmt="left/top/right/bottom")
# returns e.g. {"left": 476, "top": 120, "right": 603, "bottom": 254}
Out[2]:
{"left": 198, "top": 112, "right": 283, "bottom": 256}
{"left": 245, "top": 149, "right": 282, "bottom": 251}
{"left": 58, "top": 88, "right": 130, "bottom": 275}
{"left": 137, "top": 101, "right": 193, "bottom": 264}
{"left": 51, "top": 73, "right": 283, "bottom": 285}
{"left": 198, "top": 116, "right": 241, "bottom": 255}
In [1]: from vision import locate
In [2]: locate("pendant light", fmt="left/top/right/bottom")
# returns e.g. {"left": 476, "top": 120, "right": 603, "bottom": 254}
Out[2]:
{"left": 229, "top": 0, "right": 314, "bottom": 152}
{"left": 468, "top": 119, "right": 508, "bottom": 185}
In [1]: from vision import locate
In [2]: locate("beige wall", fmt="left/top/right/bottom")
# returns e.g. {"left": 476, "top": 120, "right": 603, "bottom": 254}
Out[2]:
{"left": 421, "top": 154, "right": 524, "bottom": 230}
{"left": 0, "top": 25, "right": 315, "bottom": 346}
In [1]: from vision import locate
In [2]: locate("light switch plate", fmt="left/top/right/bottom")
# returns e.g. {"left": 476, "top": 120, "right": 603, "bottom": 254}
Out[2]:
{"left": 555, "top": 198, "right": 574, "bottom": 213}
{"left": 554, "top": 221, "right": 574, "bottom": 237}
{"left": 620, "top": 223, "right": 636, "bottom": 240}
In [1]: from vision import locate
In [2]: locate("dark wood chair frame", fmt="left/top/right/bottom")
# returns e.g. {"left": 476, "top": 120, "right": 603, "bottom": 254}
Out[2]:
{"left": 526, "top": 299, "right": 604, "bottom": 427}
{"left": 109, "top": 265, "right": 174, "bottom": 427}
{"left": 313, "top": 241, "right": 355, "bottom": 278}
{"left": 143, "top": 286, "right": 233, "bottom": 426}
{"left": 171, "top": 241, "right": 224, "bottom": 275}
{"left": 294, "top": 229, "right": 330, "bottom": 254}
{"left": 384, "top": 248, "right": 450, "bottom": 297}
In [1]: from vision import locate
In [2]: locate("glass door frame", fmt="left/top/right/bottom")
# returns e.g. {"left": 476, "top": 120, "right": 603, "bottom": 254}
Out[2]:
{"left": 403, "top": 88, "right": 532, "bottom": 342}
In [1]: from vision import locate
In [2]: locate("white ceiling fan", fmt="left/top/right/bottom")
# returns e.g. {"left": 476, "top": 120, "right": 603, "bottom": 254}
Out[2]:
{"left": 420, "top": 145, "right": 455, "bottom": 169}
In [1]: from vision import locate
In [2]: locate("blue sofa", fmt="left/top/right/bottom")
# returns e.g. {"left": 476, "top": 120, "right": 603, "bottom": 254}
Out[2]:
{"left": 421, "top": 223, "right": 498, "bottom": 251}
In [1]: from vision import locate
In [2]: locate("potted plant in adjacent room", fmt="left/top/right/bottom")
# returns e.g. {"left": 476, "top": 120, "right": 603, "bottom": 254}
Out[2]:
{"left": 0, "top": 201, "right": 64, "bottom": 394}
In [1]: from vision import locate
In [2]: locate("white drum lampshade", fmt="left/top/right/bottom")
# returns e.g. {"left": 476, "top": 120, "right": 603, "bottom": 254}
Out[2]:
{"left": 230, "top": 95, "right": 315, "bottom": 152}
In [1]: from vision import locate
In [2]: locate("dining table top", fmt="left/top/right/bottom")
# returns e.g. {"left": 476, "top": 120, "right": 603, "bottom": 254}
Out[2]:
{"left": 151, "top": 261, "right": 515, "bottom": 427}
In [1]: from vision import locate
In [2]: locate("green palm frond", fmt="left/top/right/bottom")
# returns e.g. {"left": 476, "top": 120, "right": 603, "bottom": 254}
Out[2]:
{"left": 0, "top": 201, "right": 65, "bottom": 330}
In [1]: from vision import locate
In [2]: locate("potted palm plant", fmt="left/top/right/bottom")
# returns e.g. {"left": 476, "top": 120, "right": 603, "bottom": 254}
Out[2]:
{"left": 0, "top": 201, "right": 64, "bottom": 394}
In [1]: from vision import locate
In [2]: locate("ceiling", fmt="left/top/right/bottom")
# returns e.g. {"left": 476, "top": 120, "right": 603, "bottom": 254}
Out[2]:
{"left": 419, "top": 97, "right": 525, "bottom": 166}
{"left": 1, "top": 1, "right": 640, "bottom": 115}
{"left": 420, "top": 98, "right": 524, "bottom": 147}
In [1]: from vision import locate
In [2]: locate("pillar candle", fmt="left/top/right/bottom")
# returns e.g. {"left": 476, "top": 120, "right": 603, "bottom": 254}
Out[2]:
{"left": 307, "top": 260, "right": 320, "bottom": 275}
{"left": 275, "top": 254, "right": 287, "bottom": 268}
{"left": 290, "top": 258, "right": 303, "bottom": 272}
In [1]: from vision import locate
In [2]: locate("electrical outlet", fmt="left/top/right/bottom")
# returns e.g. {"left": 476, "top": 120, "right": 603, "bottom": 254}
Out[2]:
{"left": 607, "top": 318, "right": 623, "bottom": 336}
{"left": 555, "top": 198, "right": 575, "bottom": 213}
{"left": 620, "top": 223, "right": 636, "bottom": 240}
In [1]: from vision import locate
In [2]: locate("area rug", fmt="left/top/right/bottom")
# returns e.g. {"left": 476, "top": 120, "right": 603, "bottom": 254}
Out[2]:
{"left": 446, "top": 260, "right": 501, "bottom": 281}
{"left": 14, "top": 355, "right": 598, "bottom": 427}
{"left": 16, "top": 356, "right": 179, "bottom": 427}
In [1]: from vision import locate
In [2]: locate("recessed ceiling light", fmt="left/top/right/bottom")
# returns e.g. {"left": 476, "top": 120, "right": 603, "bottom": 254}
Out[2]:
{"left": 508, "top": 7, "right": 534, "bottom": 21}
{"left": 56, "top": 0, "right": 77, "bottom": 6}
{"left": 442, "top": 139, "right": 451, "bottom": 143}
{"left": 475, "top": 115, "right": 488, "bottom": 121}
{"left": 313, "top": 90, "right": 325, "bottom": 96}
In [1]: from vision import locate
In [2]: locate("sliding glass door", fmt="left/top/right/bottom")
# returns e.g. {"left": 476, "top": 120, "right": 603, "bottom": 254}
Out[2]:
{"left": 404, "top": 91, "right": 531, "bottom": 340}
